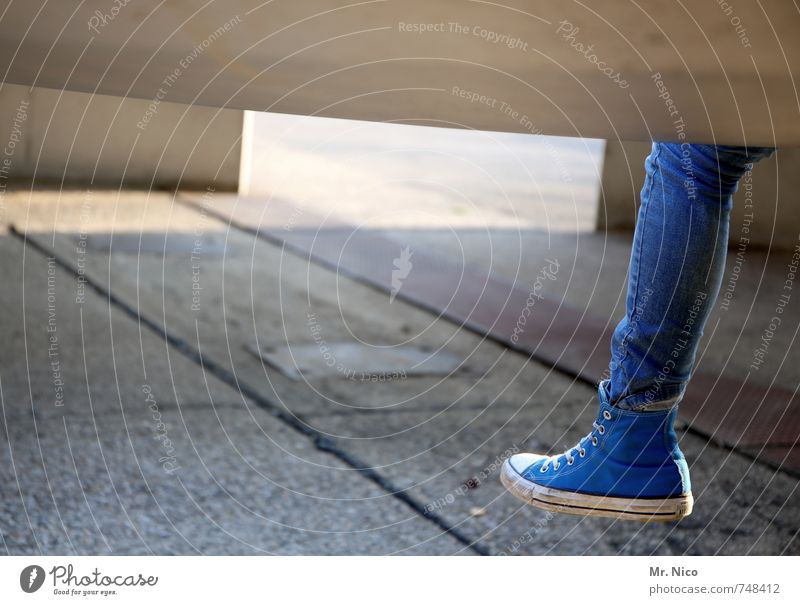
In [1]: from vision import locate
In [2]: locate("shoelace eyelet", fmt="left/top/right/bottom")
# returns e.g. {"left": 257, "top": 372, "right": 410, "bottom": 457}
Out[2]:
{"left": 597, "top": 425, "right": 606, "bottom": 435}
{"left": 579, "top": 448, "right": 586, "bottom": 457}
{"left": 591, "top": 436, "right": 598, "bottom": 446}
{"left": 553, "top": 461, "right": 560, "bottom": 471}
{"left": 567, "top": 456, "right": 575, "bottom": 465}
{"left": 603, "top": 410, "right": 612, "bottom": 420}
{"left": 540, "top": 464, "right": 549, "bottom": 473}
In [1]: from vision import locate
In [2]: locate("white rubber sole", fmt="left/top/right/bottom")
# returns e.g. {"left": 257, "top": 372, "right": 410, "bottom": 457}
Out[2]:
{"left": 501, "top": 459, "right": 693, "bottom": 522}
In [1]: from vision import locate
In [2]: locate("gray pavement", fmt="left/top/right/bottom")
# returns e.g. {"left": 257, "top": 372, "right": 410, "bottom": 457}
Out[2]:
{"left": 1, "top": 191, "right": 797, "bottom": 555}
{"left": 0, "top": 233, "right": 469, "bottom": 555}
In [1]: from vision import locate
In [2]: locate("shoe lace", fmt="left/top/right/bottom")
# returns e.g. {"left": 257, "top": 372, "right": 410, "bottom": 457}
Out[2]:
{"left": 540, "top": 410, "right": 611, "bottom": 472}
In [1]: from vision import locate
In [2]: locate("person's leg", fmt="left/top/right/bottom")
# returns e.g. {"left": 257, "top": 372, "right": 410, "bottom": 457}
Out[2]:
{"left": 608, "top": 143, "right": 774, "bottom": 411}
{"left": 502, "top": 142, "right": 775, "bottom": 521}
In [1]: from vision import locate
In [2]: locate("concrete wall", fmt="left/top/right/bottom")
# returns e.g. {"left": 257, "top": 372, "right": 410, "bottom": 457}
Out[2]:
{"left": 0, "top": 84, "right": 242, "bottom": 191}
{"left": 597, "top": 141, "right": 800, "bottom": 250}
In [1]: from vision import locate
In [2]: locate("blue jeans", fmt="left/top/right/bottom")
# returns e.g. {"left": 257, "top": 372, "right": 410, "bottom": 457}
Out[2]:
{"left": 605, "top": 143, "right": 775, "bottom": 411}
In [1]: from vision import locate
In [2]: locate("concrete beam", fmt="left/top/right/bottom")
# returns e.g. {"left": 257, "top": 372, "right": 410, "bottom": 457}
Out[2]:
{"left": 0, "top": 1, "right": 798, "bottom": 145}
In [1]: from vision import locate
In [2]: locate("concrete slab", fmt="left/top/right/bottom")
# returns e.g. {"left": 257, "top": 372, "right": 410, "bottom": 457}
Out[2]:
{"left": 7, "top": 191, "right": 798, "bottom": 555}
{"left": 245, "top": 342, "right": 472, "bottom": 381}
{"left": 0, "top": 234, "right": 471, "bottom": 554}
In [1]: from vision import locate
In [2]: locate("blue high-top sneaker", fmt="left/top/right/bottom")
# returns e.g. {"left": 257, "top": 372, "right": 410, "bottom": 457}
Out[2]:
{"left": 501, "top": 399, "right": 693, "bottom": 521}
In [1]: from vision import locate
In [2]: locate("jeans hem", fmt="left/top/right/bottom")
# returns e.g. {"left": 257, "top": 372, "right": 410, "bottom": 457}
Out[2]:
{"left": 600, "top": 379, "right": 685, "bottom": 412}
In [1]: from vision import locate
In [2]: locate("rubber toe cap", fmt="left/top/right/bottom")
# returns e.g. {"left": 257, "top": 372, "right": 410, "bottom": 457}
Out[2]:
{"left": 507, "top": 453, "right": 547, "bottom": 475}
